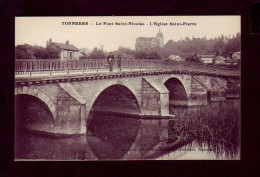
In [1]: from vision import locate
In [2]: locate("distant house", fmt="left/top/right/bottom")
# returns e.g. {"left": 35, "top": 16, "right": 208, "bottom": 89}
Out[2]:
{"left": 229, "top": 51, "right": 241, "bottom": 66}
{"left": 46, "top": 38, "right": 79, "bottom": 60}
{"left": 200, "top": 55, "right": 215, "bottom": 64}
{"left": 232, "top": 52, "right": 241, "bottom": 60}
{"left": 213, "top": 56, "right": 226, "bottom": 65}
{"left": 168, "top": 55, "right": 183, "bottom": 61}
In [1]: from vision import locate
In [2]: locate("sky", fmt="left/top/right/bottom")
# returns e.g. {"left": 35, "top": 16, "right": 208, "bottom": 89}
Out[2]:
{"left": 15, "top": 16, "right": 240, "bottom": 52}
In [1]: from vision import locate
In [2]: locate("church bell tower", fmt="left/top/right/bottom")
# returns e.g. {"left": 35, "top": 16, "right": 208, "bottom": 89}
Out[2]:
{"left": 156, "top": 29, "right": 164, "bottom": 48}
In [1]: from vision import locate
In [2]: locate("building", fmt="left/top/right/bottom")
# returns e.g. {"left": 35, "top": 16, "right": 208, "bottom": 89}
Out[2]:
{"left": 135, "top": 29, "right": 164, "bottom": 51}
{"left": 200, "top": 55, "right": 215, "bottom": 64}
{"left": 232, "top": 52, "right": 241, "bottom": 60}
{"left": 213, "top": 56, "right": 226, "bottom": 65}
{"left": 168, "top": 55, "right": 183, "bottom": 61}
{"left": 230, "top": 51, "right": 241, "bottom": 66}
{"left": 46, "top": 38, "right": 79, "bottom": 60}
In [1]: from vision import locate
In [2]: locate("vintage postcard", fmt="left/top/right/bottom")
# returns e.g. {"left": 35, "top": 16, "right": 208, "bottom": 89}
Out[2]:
{"left": 15, "top": 16, "right": 240, "bottom": 160}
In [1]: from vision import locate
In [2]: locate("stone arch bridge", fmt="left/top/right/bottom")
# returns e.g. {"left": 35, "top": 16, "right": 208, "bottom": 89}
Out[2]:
{"left": 15, "top": 60, "right": 240, "bottom": 159}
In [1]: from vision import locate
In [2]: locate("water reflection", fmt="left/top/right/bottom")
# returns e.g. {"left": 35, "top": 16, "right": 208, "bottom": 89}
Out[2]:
{"left": 87, "top": 112, "right": 141, "bottom": 160}
{"left": 15, "top": 96, "right": 240, "bottom": 160}
{"left": 157, "top": 139, "right": 240, "bottom": 160}
{"left": 15, "top": 128, "right": 240, "bottom": 160}
{"left": 15, "top": 129, "right": 87, "bottom": 160}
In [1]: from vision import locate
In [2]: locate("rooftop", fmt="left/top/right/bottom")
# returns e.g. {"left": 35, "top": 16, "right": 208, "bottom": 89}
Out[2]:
{"left": 51, "top": 42, "right": 79, "bottom": 51}
{"left": 233, "top": 52, "right": 241, "bottom": 58}
{"left": 200, "top": 55, "right": 215, "bottom": 58}
{"left": 136, "top": 37, "right": 155, "bottom": 41}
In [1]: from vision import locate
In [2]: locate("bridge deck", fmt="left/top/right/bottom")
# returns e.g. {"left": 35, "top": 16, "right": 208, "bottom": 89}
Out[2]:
{"left": 15, "top": 70, "right": 239, "bottom": 87}
{"left": 15, "top": 68, "right": 146, "bottom": 78}
{"left": 15, "top": 60, "right": 240, "bottom": 84}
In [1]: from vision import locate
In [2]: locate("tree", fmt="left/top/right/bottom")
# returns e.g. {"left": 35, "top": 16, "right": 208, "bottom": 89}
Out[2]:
{"left": 33, "top": 46, "right": 48, "bottom": 59}
{"left": 118, "top": 46, "right": 135, "bottom": 55}
{"left": 88, "top": 47, "right": 106, "bottom": 59}
{"left": 46, "top": 45, "right": 61, "bottom": 59}
{"left": 222, "top": 34, "right": 241, "bottom": 55}
{"left": 185, "top": 54, "right": 201, "bottom": 63}
{"left": 113, "top": 46, "right": 135, "bottom": 59}
{"left": 148, "top": 51, "right": 161, "bottom": 59}
{"left": 134, "top": 51, "right": 146, "bottom": 59}
{"left": 213, "top": 39, "right": 225, "bottom": 54}
{"left": 79, "top": 52, "right": 88, "bottom": 59}
{"left": 15, "top": 44, "right": 62, "bottom": 59}
{"left": 15, "top": 44, "right": 36, "bottom": 59}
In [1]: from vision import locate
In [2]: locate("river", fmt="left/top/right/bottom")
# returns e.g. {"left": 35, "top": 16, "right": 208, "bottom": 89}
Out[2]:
{"left": 15, "top": 128, "right": 240, "bottom": 160}
{"left": 15, "top": 98, "right": 240, "bottom": 160}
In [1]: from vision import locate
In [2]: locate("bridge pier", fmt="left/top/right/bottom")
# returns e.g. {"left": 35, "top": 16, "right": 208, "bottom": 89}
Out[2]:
{"left": 141, "top": 78, "right": 169, "bottom": 116}
{"left": 55, "top": 83, "right": 87, "bottom": 134}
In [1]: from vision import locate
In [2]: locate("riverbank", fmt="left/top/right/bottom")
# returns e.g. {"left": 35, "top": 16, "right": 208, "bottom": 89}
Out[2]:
{"left": 168, "top": 100, "right": 240, "bottom": 159}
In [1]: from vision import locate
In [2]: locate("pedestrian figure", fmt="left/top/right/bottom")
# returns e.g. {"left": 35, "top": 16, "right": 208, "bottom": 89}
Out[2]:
{"left": 106, "top": 52, "right": 115, "bottom": 72}
{"left": 118, "top": 57, "right": 122, "bottom": 72}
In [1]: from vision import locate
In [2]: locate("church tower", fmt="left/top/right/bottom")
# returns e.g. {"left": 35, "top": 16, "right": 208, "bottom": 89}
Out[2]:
{"left": 156, "top": 29, "right": 164, "bottom": 48}
{"left": 46, "top": 38, "right": 52, "bottom": 47}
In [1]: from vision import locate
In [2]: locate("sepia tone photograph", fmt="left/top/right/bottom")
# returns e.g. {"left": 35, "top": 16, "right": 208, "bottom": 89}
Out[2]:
{"left": 14, "top": 16, "right": 241, "bottom": 160}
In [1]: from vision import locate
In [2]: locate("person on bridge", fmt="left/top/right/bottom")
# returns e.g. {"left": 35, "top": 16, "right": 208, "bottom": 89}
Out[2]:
{"left": 117, "top": 57, "right": 122, "bottom": 72}
{"left": 107, "top": 52, "right": 115, "bottom": 72}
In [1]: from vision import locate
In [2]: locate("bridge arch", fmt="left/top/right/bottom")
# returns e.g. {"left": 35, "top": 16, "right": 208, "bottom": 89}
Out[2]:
{"left": 163, "top": 76, "right": 189, "bottom": 115}
{"left": 86, "top": 82, "right": 141, "bottom": 159}
{"left": 15, "top": 87, "right": 57, "bottom": 120}
{"left": 161, "top": 75, "right": 190, "bottom": 95}
{"left": 86, "top": 80, "right": 142, "bottom": 120}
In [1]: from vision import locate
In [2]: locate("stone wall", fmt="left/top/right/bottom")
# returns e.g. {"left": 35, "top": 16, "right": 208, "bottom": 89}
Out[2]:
{"left": 55, "top": 86, "right": 84, "bottom": 134}
{"left": 190, "top": 76, "right": 233, "bottom": 103}
{"left": 15, "top": 85, "right": 58, "bottom": 120}
{"left": 191, "top": 77, "right": 208, "bottom": 93}
{"left": 226, "top": 78, "right": 240, "bottom": 97}
{"left": 141, "top": 79, "right": 161, "bottom": 115}
{"left": 190, "top": 76, "right": 208, "bottom": 106}
{"left": 210, "top": 78, "right": 226, "bottom": 101}
{"left": 70, "top": 78, "right": 143, "bottom": 122}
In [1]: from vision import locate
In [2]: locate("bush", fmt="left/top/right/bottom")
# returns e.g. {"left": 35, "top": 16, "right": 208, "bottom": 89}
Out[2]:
{"left": 168, "top": 100, "right": 240, "bottom": 157}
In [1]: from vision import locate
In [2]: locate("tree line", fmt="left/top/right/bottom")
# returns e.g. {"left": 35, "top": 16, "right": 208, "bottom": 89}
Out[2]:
{"left": 79, "top": 47, "right": 160, "bottom": 60}
{"left": 159, "top": 33, "right": 241, "bottom": 60}
{"left": 15, "top": 33, "right": 240, "bottom": 61}
{"left": 15, "top": 44, "right": 61, "bottom": 59}
{"left": 81, "top": 33, "right": 241, "bottom": 61}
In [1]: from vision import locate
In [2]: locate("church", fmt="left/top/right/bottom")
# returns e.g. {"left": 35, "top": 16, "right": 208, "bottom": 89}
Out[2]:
{"left": 135, "top": 29, "right": 164, "bottom": 51}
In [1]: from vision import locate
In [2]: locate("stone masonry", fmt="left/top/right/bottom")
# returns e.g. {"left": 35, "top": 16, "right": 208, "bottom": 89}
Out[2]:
{"left": 141, "top": 79, "right": 162, "bottom": 115}
{"left": 15, "top": 72, "right": 240, "bottom": 136}
{"left": 55, "top": 86, "right": 84, "bottom": 134}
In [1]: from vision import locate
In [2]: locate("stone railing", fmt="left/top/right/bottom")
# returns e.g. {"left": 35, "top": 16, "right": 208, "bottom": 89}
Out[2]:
{"left": 15, "top": 59, "right": 240, "bottom": 76}
{"left": 15, "top": 59, "right": 163, "bottom": 75}
{"left": 161, "top": 60, "right": 239, "bottom": 75}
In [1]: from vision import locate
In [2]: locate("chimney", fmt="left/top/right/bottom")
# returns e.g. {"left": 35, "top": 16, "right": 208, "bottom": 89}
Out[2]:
{"left": 66, "top": 40, "right": 69, "bottom": 45}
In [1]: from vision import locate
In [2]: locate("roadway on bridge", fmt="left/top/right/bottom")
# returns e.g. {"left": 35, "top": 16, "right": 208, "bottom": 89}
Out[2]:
{"left": 15, "top": 68, "right": 148, "bottom": 78}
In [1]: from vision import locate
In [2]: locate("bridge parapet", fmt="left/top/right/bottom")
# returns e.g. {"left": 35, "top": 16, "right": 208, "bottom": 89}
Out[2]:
{"left": 15, "top": 59, "right": 240, "bottom": 77}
